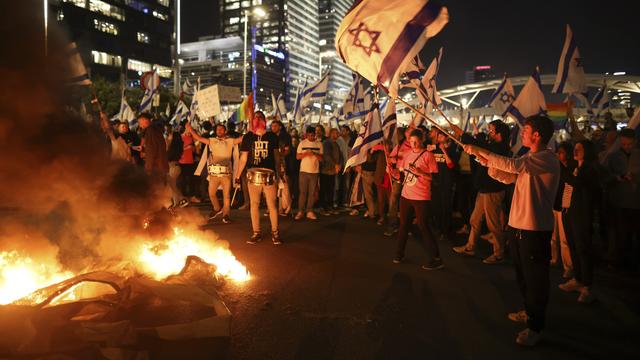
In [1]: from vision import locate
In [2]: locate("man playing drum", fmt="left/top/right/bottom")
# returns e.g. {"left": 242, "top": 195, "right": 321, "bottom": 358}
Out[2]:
{"left": 235, "top": 111, "right": 283, "bottom": 245}
{"left": 189, "top": 123, "right": 243, "bottom": 224}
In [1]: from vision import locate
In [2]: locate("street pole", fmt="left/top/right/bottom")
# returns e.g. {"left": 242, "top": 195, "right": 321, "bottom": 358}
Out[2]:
{"left": 243, "top": 11, "right": 248, "bottom": 97}
{"left": 174, "top": 0, "right": 181, "bottom": 96}
{"left": 43, "top": 0, "right": 48, "bottom": 57}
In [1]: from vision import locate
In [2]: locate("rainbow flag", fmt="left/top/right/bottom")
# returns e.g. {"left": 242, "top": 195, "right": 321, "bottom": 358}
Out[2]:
{"left": 230, "top": 93, "right": 254, "bottom": 130}
{"left": 547, "top": 102, "right": 569, "bottom": 130}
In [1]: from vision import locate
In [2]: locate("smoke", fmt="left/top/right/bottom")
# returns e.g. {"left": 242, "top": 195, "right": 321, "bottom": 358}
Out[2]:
{"left": 0, "top": 2, "right": 198, "bottom": 274}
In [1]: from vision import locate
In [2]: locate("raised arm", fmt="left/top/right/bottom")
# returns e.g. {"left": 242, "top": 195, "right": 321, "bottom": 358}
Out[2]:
{"left": 186, "top": 123, "right": 210, "bottom": 145}
{"left": 99, "top": 112, "right": 116, "bottom": 141}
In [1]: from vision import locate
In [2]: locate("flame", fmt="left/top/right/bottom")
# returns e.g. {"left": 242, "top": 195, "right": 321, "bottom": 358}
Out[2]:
{"left": 0, "top": 250, "right": 75, "bottom": 305}
{"left": 137, "top": 228, "right": 250, "bottom": 282}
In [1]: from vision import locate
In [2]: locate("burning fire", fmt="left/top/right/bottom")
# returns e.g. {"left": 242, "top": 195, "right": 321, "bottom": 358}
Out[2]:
{"left": 0, "top": 250, "right": 75, "bottom": 305}
{"left": 137, "top": 228, "right": 250, "bottom": 282}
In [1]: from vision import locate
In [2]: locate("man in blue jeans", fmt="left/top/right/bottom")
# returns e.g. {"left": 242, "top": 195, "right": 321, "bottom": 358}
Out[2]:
{"left": 464, "top": 115, "right": 560, "bottom": 346}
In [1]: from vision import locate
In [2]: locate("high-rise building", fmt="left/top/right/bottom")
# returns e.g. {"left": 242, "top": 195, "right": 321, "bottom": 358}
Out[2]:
{"left": 464, "top": 65, "right": 496, "bottom": 84}
{"left": 49, "top": 0, "right": 175, "bottom": 83}
{"left": 318, "top": 0, "right": 353, "bottom": 109}
{"left": 218, "top": 0, "right": 320, "bottom": 107}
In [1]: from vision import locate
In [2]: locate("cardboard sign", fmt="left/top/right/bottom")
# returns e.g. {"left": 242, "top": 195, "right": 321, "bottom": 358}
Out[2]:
{"left": 197, "top": 85, "right": 242, "bottom": 118}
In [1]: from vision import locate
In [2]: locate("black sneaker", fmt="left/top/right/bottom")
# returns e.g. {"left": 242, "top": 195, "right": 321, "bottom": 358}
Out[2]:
{"left": 421, "top": 258, "right": 444, "bottom": 271}
{"left": 178, "top": 198, "right": 190, "bottom": 208}
{"left": 271, "top": 231, "right": 282, "bottom": 245}
{"left": 247, "top": 232, "right": 261, "bottom": 244}
{"left": 222, "top": 215, "right": 231, "bottom": 224}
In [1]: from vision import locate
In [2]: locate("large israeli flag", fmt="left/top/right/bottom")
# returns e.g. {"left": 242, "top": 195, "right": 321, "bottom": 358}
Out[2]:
{"left": 335, "top": 0, "right": 449, "bottom": 97}
{"left": 505, "top": 68, "right": 547, "bottom": 125}
{"left": 488, "top": 75, "right": 515, "bottom": 115}
{"left": 344, "top": 103, "right": 384, "bottom": 171}
{"left": 300, "top": 72, "right": 330, "bottom": 108}
{"left": 552, "top": 25, "right": 586, "bottom": 94}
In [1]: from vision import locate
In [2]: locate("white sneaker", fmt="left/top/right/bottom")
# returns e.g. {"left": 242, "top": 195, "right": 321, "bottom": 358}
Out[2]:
{"left": 516, "top": 328, "right": 541, "bottom": 347}
{"left": 559, "top": 278, "right": 583, "bottom": 292}
{"left": 294, "top": 211, "right": 304, "bottom": 220}
{"left": 306, "top": 211, "right": 317, "bottom": 220}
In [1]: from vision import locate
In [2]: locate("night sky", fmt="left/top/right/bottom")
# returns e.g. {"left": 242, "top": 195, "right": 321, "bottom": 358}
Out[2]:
{"left": 183, "top": 0, "right": 640, "bottom": 89}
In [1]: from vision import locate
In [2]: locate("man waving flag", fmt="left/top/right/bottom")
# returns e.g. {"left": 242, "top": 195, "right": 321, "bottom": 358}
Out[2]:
{"left": 335, "top": 0, "right": 449, "bottom": 97}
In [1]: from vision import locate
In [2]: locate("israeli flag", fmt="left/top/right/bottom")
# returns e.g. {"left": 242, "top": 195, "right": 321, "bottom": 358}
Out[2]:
{"left": 417, "top": 47, "right": 443, "bottom": 108}
{"left": 291, "top": 81, "right": 306, "bottom": 125}
{"left": 335, "top": 0, "right": 449, "bottom": 97}
{"left": 552, "top": 25, "right": 586, "bottom": 94}
{"left": 505, "top": 68, "right": 547, "bottom": 125}
{"left": 272, "top": 93, "right": 287, "bottom": 121}
{"left": 118, "top": 94, "right": 137, "bottom": 128}
{"left": 344, "top": 103, "right": 384, "bottom": 171}
{"left": 488, "top": 75, "right": 515, "bottom": 115}
{"left": 300, "top": 72, "right": 330, "bottom": 108}
{"left": 381, "top": 98, "right": 397, "bottom": 143}
{"left": 182, "top": 79, "right": 194, "bottom": 97}
{"left": 170, "top": 100, "right": 188, "bottom": 128}
{"left": 138, "top": 70, "right": 159, "bottom": 113}
{"left": 401, "top": 54, "right": 426, "bottom": 89}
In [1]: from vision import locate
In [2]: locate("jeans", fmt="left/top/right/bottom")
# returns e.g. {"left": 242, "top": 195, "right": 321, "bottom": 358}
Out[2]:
{"left": 248, "top": 182, "right": 278, "bottom": 233}
{"left": 298, "top": 172, "right": 318, "bottom": 212}
{"left": 508, "top": 227, "right": 552, "bottom": 333}
{"left": 208, "top": 175, "right": 232, "bottom": 216}
{"left": 319, "top": 173, "right": 336, "bottom": 210}
{"left": 396, "top": 197, "right": 439, "bottom": 262}
{"left": 466, "top": 191, "right": 506, "bottom": 257}
{"left": 361, "top": 170, "right": 376, "bottom": 217}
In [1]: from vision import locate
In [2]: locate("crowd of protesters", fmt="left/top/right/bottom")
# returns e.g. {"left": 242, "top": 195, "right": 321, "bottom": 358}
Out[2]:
{"left": 100, "top": 106, "right": 639, "bottom": 346}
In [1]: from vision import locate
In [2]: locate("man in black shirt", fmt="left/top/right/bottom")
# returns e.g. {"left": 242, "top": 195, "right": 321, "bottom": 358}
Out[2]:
{"left": 430, "top": 128, "right": 459, "bottom": 241}
{"left": 452, "top": 120, "right": 511, "bottom": 264}
{"left": 236, "top": 111, "right": 282, "bottom": 244}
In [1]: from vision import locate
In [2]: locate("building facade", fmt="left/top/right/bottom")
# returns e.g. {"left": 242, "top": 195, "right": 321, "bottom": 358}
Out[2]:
{"left": 218, "top": 0, "right": 321, "bottom": 108}
{"left": 50, "top": 0, "right": 174, "bottom": 83}
{"left": 318, "top": 0, "right": 353, "bottom": 108}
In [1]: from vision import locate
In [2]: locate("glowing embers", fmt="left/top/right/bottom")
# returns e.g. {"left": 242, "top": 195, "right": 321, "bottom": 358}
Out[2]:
{"left": 138, "top": 227, "right": 250, "bottom": 283}
{"left": 0, "top": 250, "right": 75, "bottom": 305}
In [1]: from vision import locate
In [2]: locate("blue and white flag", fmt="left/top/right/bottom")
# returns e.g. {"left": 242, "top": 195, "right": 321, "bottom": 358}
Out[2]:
{"left": 300, "top": 72, "right": 330, "bottom": 108}
{"left": 66, "top": 42, "right": 91, "bottom": 85}
{"left": 591, "top": 81, "right": 609, "bottom": 117}
{"left": 335, "top": 0, "right": 449, "bottom": 97}
{"left": 505, "top": 68, "right": 547, "bottom": 125}
{"left": 138, "top": 70, "right": 159, "bottom": 113}
{"left": 291, "top": 81, "right": 306, "bottom": 125}
{"left": 417, "top": 47, "right": 443, "bottom": 108}
{"left": 552, "top": 25, "right": 586, "bottom": 94}
{"left": 187, "top": 78, "right": 201, "bottom": 131}
{"left": 182, "top": 79, "right": 194, "bottom": 97}
{"left": 401, "top": 55, "right": 426, "bottom": 89}
{"left": 488, "top": 75, "right": 515, "bottom": 115}
{"left": 118, "top": 94, "right": 137, "bottom": 128}
{"left": 170, "top": 100, "right": 188, "bottom": 128}
{"left": 344, "top": 103, "right": 384, "bottom": 171}
{"left": 381, "top": 98, "right": 397, "bottom": 143}
{"left": 272, "top": 93, "right": 287, "bottom": 121}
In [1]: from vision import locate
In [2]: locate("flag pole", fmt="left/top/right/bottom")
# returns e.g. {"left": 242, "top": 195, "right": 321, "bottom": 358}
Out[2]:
{"left": 379, "top": 84, "right": 462, "bottom": 146}
{"left": 424, "top": 94, "right": 456, "bottom": 128}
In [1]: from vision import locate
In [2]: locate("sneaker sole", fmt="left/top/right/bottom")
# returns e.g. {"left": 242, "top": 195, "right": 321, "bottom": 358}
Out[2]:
{"left": 422, "top": 264, "right": 445, "bottom": 271}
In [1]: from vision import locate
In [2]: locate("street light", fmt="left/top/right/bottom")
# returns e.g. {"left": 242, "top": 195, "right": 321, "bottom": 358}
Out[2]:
{"left": 243, "top": 6, "right": 266, "bottom": 97}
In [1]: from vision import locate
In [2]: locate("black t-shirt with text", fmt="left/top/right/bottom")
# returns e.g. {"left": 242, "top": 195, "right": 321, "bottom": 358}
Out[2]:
{"left": 240, "top": 131, "right": 279, "bottom": 171}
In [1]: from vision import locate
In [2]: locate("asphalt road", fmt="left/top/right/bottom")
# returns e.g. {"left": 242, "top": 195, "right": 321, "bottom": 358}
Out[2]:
{"left": 196, "top": 204, "right": 639, "bottom": 360}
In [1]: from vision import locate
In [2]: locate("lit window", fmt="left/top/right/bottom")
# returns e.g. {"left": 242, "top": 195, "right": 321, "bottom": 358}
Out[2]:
{"left": 152, "top": 10, "right": 168, "bottom": 20}
{"left": 229, "top": 17, "right": 239, "bottom": 24}
{"left": 91, "top": 50, "right": 122, "bottom": 67}
{"left": 89, "top": 0, "right": 125, "bottom": 21}
{"left": 155, "top": 65, "right": 172, "bottom": 78}
{"left": 93, "top": 19, "right": 118, "bottom": 35}
{"left": 226, "top": 2, "right": 240, "bottom": 10}
{"left": 241, "top": 1, "right": 250, "bottom": 8}
{"left": 128, "top": 59, "right": 152, "bottom": 72}
{"left": 57, "top": 10, "right": 64, "bottom": 21}
{"left": 157, "top": 0, "right": 169, "bottom": 6}
{"left": 62, "top": 0, "right": 86, "bottom": 8}
{"left": 137, "top": 32, "right": 150, "bottom": 43}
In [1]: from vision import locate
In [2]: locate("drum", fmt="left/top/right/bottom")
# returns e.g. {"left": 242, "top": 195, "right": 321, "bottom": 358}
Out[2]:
{"left": 247, "top": 168, "right": 275, "bottom": 185}
{"left": 208, "top": 164, "right": 231, "bottom": 176}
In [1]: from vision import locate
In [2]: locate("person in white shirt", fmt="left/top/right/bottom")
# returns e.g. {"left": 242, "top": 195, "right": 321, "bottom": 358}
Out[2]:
{"left": 463, "top": 115, "right": 560, "bottom": 347}
{"left": 295, "top": 126, "right": 323, "bottom": 220}
{"left": 189, "top": 123, "right": 243, "bottom": 224}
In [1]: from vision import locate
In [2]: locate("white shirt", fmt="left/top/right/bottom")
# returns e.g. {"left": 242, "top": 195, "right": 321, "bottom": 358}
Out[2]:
{"left": 297, "top": 139, "right": 323, "bottom": 174}
{"left": 487, "top": 149, "right": 560, "bottom": 231}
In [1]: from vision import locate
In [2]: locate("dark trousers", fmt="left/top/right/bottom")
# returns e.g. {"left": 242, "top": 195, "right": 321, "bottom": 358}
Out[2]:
{"left": 287, "top": 171, "right": 299, "bottom": 210}
{"left": 376, "top": 183, "right": 389, "bottom": 222}
{"left": 177, "top": 163, "right": 197, "bottom": 197}
{"left": 562, "top": 209, "right": 593, "bottom": 286}
{"left": 610, "top": 207, "right": 640, "bottom": 269}
{"left": 319, "top": 173, "right": 336, "bottom": 210}
{"left": 508, "top": 227, "right": 552, "bottom": 333}
{"left": 396, "top": 197, "right": 439, "bottom": 262}
{"left": 455, "top": 173, "right": 476, "bottom": 224}
{"left": 337, "top": 172, "right": 349, "bottom": 207}
{"left": 431, "top": 181, "right": 454, "bottom": 236}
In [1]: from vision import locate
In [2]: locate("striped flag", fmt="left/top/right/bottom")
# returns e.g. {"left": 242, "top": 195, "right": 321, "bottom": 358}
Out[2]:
{"left": 292, "top": 82, "right": 305, "bottom": 125}
{"left": 505, "top": 68, "right": 547, "bottom": 125}
{"left": 381, "top": 99, "right": 397, "bottom": 143}
{"left": 66, "top": 42, "right": 91, "bottom": 85}
{"left": 401, "top": 54, "right": 426, "bottom": 89}
{"left": 591, "top": 81, "right": 610, "bottom": 118}
{"left": 300, "top": 72, "right": 330, "bottom": 108}
{"left": 271, "top": 93, "right": 288, "bottom": 121}
{"left": 187, "top": 78, "right": 201, "bottom": 131}
{"left": 488, "top": 75, "right": 515, "bottom": 115}
{"left": 117, "top": 94, "right": 137, "bottom": 128}
{"left": 417, "top": 47, "right": 443, "bottom": 109}
{"left": 344, "top": 103, "right": 384, "bottom": 171}
{"left": 182, "top": 79, "right": 194, "bottom": 97}
{"left": 138, "top": 70, "right": 159, "bottom": 113}
{"left": 170, "top": 100, "right": 188, "bottom": 128}
{"left": 335, "top": 0, "right": 449, "bottom": 97}
{"left": 552, "top": 25, "right": 586, "bottom": 94}
{"left": 547, "top": 102, "right": 569, "bottom": 130}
